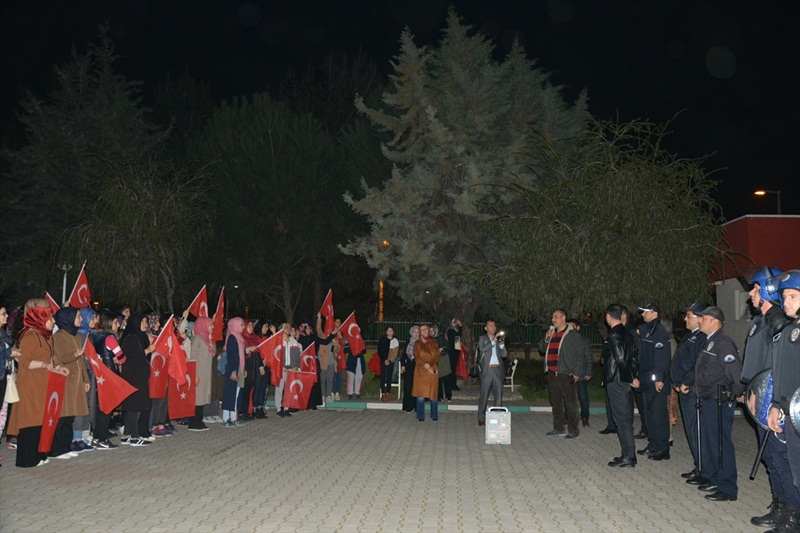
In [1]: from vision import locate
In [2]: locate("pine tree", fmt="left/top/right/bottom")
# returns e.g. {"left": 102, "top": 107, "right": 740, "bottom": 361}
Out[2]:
{"left": 341, "top": 9, "right": 588, "bottom": 343}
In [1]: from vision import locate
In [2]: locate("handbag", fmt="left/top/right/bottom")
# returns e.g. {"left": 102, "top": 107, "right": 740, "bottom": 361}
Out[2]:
{"left": 216, "top": 354, "right": 227, "bottom": 376}
{"left": 3, "top": 371, "right": 19, "bottom": 404}
{"left": 469, "top": 348, "right": 482, "bottom": 379}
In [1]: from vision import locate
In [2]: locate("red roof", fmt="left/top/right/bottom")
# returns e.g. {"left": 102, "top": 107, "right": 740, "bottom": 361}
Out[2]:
{"left": 711, "top": 215, "right": 800, "bottom": 281}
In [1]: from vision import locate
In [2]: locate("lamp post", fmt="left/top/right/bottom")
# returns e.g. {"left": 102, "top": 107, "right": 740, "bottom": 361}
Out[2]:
{"left": 59, "top": 262, "right": 72, "bottom": 304}
{"left": 754, "top": 189, "right": 782, "bottom": 214}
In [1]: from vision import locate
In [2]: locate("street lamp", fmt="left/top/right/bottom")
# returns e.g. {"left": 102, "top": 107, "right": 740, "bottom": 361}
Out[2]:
{"left": 754, "top": 189, "right": 782, "bottom": 214}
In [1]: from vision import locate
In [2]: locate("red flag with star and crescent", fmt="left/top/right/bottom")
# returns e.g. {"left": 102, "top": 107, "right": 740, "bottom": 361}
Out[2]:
{"left": 168, "top": 360, "right": 196, "bottom": 419}
{"left": 257, "top": 331, "right": 284, "bottom": 386}
{"left": 299, "top": 343, "right": 318, "bottom": 383}
{"left": 67, "top": 262, "right": 92, "bottom": 308}
{"left": 340, "top": 311, "right": 366, "bottom": 356}
{"left": 211, "top": 287, "right": 225, "bottom": 343}
{"left": 153, "top": 315, "right": 188, "bottom": 386}
{"left": 319, "top": 289, "right": 335, "bottom": 336}
{"left": 38, "top": 370, "right": 67, "bottom": 452}
{"left": 281, "top": 370, "right": 316, "bottom": 410}
{"left": 45, "top": 291, "right": 61, "bottom": 311}
{"left": 188, "top": 285, "right": 209, "bottom": 318}
{"left": 84, "top": 337, "right": 137, "bottom": 414}
{"left": 148, "top": 349, "right": 169, "bottom": 399}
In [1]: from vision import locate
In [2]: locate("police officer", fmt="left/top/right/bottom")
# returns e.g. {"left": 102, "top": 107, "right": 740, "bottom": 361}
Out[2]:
{"left": 768, "top": 270, "right": 800, "bottom": 531}
{"left": 694, "top": 306, "right": 744, "bottom": 502}
{"left": 670, "top": 303, "right": 707, "bottom": 481}
{"left": 741, "top": 267, "right": 795, "bottom": 528}
{"left": 635, "top": 304, "right": 672, "bottom": 461}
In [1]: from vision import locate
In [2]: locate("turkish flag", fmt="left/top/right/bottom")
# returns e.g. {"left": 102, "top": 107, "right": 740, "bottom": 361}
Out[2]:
{"left": 148, "top": 350, "right": 169, "bottom": 398}
{"left": 455, "top": 345, "right": 468, "bottom": 380}
{"left": 299, "top": 343, "right": 318, "bottom": 383}
{"left": 336, "top": 337, "right": 346, "bottom": 372}
{"left": 168, "top": 360, "right": 196, "bottom": 419}
{"left": 257, "top": 331, "right": 284, "bottom": 387}
{"left": 45, "top": 291, "right": 61, "bottom": 311}
{"left": 340, "top": 312, "right": 366, "bottom": 356}
{"left": 67, "top": 263, "right": 92, "bottom": 308}
{"left": 281, "top": 370, "right": 316, "bottom": 410}
{"left": 187, "top": 285, "right": 209, "bottom": 318}
{"left": 211, "top": 287, "right": 225, "bottom": 343}
{"left": 319, "top": 289, "right": 334, "bottom": 336}
{"left": 38, "top": 370, "right": 67, "bottom": 452}
{"left": 154, "top": 315, "right": 188, "bottom": 386}
{"left": 84, "top": 338, "right": 137, "bottom": 414}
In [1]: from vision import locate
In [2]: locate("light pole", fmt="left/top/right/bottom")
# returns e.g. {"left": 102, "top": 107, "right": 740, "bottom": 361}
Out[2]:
{"left": 754, "top": 189, "right": 782, "bottom": 214}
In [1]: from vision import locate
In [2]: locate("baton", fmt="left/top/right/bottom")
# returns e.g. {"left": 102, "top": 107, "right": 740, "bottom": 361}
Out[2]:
{"left": 717, "top": 385, "right": 724, "bottom": 470}
{"left": 695, "top": 395, "right": 702, "bottom": 472}
{"left": 646, "top": 359, "right": 673, "bottom": 410}
{"left": 749, "top": 431, "right": 769, "bottom": 480}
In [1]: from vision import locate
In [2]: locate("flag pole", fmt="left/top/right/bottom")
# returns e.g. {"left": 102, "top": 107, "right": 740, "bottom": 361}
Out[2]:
{"left": 67, "top": 261, "right": 87, "bottom": 305}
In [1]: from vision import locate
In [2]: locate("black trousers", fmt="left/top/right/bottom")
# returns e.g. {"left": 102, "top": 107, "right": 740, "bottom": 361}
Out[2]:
{"left": 642, "top": 388, "right": 670, "bottom": 453}
{"left": 49, "top": 416, "right": 75, "bottom": 456}
{"left": 401, "top": 360, "right": 416, "bottom": 411}
{"left": 94, "top": 410, "right": 111, "bottom": 441}
{"left": 634, "top": 390, "right": 648, "bottom": 435}
{"left": 16, "top": 426, "right": 46, "bottom": 468}
{"left": 678, "top": 390, "right": 700, "bottom": 469}
{"left": 380, "top": 359, "right": 393, "bottom": 393}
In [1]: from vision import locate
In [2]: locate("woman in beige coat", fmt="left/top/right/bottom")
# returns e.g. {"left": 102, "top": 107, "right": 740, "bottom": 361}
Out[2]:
{"left": 412, "top": 324, "right": 440, "bottom": 421}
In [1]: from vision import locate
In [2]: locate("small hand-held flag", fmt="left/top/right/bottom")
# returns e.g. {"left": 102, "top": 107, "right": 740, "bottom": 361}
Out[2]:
{"left": 168, "top": 360, "right": 196, "bottom": 419}
{"left": 67, "top": 262, "right": 92, "bottom": 308}
{"left": 319, "top": 289, "right": 334, "bottom": 336}
{"left": 340, "top": 311, "right": 366, "bottom": 355}
{"left": 257, "top": 331, "right": 284, "bottom": 386}
{"left": 84, "top": 337, "right": 137, "bottom": 414}
{"left": 299, "top": 343, "right": 318, "bottom": 383}
{"left": 45, "top": 292, "right": 61, "bottom": 311}
{"left": 187, "top": 285, "right": 209, "bottom": 318}
{"left": 212, "top": 287, "right": 225, "bottom": 343}
{"left": 281, "top": 370, "right": 316, "bottom": 410}
{"left": 38, "top": 370, "right": 67, "bottom": 452}
{"left": 153, "top": 315, "right": 188, "bottom": 386}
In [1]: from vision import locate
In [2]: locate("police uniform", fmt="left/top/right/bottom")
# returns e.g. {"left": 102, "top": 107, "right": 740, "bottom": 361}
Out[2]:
{"left": 638, "top": 318, "right": 672, "bottom": 456}
{"left": 772, "top": 317, "right": 800, "bottom": 501}
{"left": 743, "top": 307, "right": 799, "bottom": 520}
{"left": 695, "top": 329, "right": 744, "bottom": 499}
{"left": 670, "top": 327, "right": 706, "bottom": 473}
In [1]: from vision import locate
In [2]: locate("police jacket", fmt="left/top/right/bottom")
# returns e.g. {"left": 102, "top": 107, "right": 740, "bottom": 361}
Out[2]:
{"left": 741, "top": 306, "right": 789, "bottom": 383}
{"left": 602, "top": 324, "right": 638, "bottom": 384}
{"left": 771, "top": 317, "right": 800, "bottom": 412}
{"left": 669, "top": 328, "right": 706, "bottom": 387}
{"left": 695, "top": 329, "right": 744, "bottom": 400}
{"left": 637, "top": 319, "right": 672, "bottom": 390}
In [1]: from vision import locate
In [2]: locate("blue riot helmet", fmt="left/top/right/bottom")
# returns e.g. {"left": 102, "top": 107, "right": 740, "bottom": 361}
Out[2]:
{"left": 749, "top": 266, "right": 784, "bottom": 306}
{"left": 777, "top": 269, "right": 800, "bottom": 293}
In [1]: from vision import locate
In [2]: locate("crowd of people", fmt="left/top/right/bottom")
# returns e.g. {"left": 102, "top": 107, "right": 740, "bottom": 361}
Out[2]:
{"left": 2, "top": 270, "right": 799, "bottom": 531}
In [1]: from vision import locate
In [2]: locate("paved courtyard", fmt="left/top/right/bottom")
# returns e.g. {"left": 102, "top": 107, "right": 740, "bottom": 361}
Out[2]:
{"left": 0, "top": 404, "right": 771, "bottom": 533}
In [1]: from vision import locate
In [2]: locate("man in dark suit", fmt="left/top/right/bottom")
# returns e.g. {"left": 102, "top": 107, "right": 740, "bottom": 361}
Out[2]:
{"left": 477, "top": 320, "right": 508, "bottom": 426}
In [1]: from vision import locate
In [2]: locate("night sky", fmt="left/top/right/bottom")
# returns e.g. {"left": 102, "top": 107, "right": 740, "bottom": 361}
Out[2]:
{"left": 2, "top": 1, "right": 798, "bottom": 219}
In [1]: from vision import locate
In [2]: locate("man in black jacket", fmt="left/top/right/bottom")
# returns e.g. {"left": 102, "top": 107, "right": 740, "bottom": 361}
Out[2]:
{"left": 603, "top": 304, "right": 640, "bottom": 468}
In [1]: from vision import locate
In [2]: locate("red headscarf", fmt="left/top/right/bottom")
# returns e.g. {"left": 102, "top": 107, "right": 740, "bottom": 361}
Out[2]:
{"left": 193, "top": 317, "right": 214, "bottom": 354}
{"left": 242, "top": 320, "right": 261, "bottom": 351}
{"left": 23, "top": 306, "right": 54, "bottom": 339}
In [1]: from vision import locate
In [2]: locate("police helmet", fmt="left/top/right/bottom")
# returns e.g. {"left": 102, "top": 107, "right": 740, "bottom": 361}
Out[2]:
{"left": 750, "top": 266, "right": 784, "bottom": 304}
{"left": 777, "top": 270, "right": 800, "bottom": 293}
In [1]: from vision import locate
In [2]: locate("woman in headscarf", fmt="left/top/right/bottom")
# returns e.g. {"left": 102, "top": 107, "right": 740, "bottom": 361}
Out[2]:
{"left": 74, "top": 306, "right": 98, "bottom": 447}
{"left": 89, "top": 311, "right": 125, "bottom": 449}
{"left": 400, "top": 325, "right": 420, "bottom": 413}
{"left": 239, "top": 321, "right": 261, "bottom": 420}
{"left": 8, "top": 299, "right": 69, "bottom": 467}
{"left": 119, "top": 313, "right": 153, "bottom": 446}
{"left": 51, "top": 307, "right": 90, "bottom": 458}
{"left": 0, "top": 305, "right": 21, "bottom": 465}
{"left": 412, "top": 324, "right": 440, "bottom": 422}
{"left": 377, "top": 327, "right": 400, "bottom": 403}
{"left": 189, "top": 317, "right": 214, "bottom": 431}
{"left": 297, "top": 322, "right": 322, "bottom": 410}
{"left": 222, "top": 317, "right": 246, "bottom": 426}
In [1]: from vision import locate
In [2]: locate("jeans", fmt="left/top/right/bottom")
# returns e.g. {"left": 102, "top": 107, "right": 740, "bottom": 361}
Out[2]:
{"left": 416, "top": 397, "right": 438, "bottom": 421}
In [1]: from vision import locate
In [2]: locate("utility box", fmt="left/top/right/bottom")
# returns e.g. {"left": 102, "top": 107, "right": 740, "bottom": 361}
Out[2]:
{"left": 485, "top": 406, "right": 511, "bottom": 445}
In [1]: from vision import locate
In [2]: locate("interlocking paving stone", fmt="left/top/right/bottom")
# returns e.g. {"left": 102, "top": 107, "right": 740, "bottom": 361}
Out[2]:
{"left": 0, "top": 407, "right": 772, "bottom": 532}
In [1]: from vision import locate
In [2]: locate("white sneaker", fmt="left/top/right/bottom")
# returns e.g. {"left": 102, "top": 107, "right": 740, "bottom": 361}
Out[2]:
{"left": 334, "top": 393, "right": 340, "bottom": 401}
{"left": 120, "top": 436, "right": 132, "bottom": 445}
{"left": 130, "top": 438, "right": 151, "bottom": 447}
{"left": 212, "top": 415, "right": 223, "bottom": 423}
{"left": 37, "top": 458, "right": 50, "bottom": 466}
{"left": 54, "top": 452, "right": 74, "bottom": 459}
{"left": 203, "top": 416, "right": 215, "bottom": 424}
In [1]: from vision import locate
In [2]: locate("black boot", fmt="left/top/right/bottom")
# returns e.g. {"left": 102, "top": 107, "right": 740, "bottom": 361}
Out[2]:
{"left": 766, "top": 505, "right": 799, "bottom": 533}
{"left": 753, "top": 499, "right": 784, "bottom": 528}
